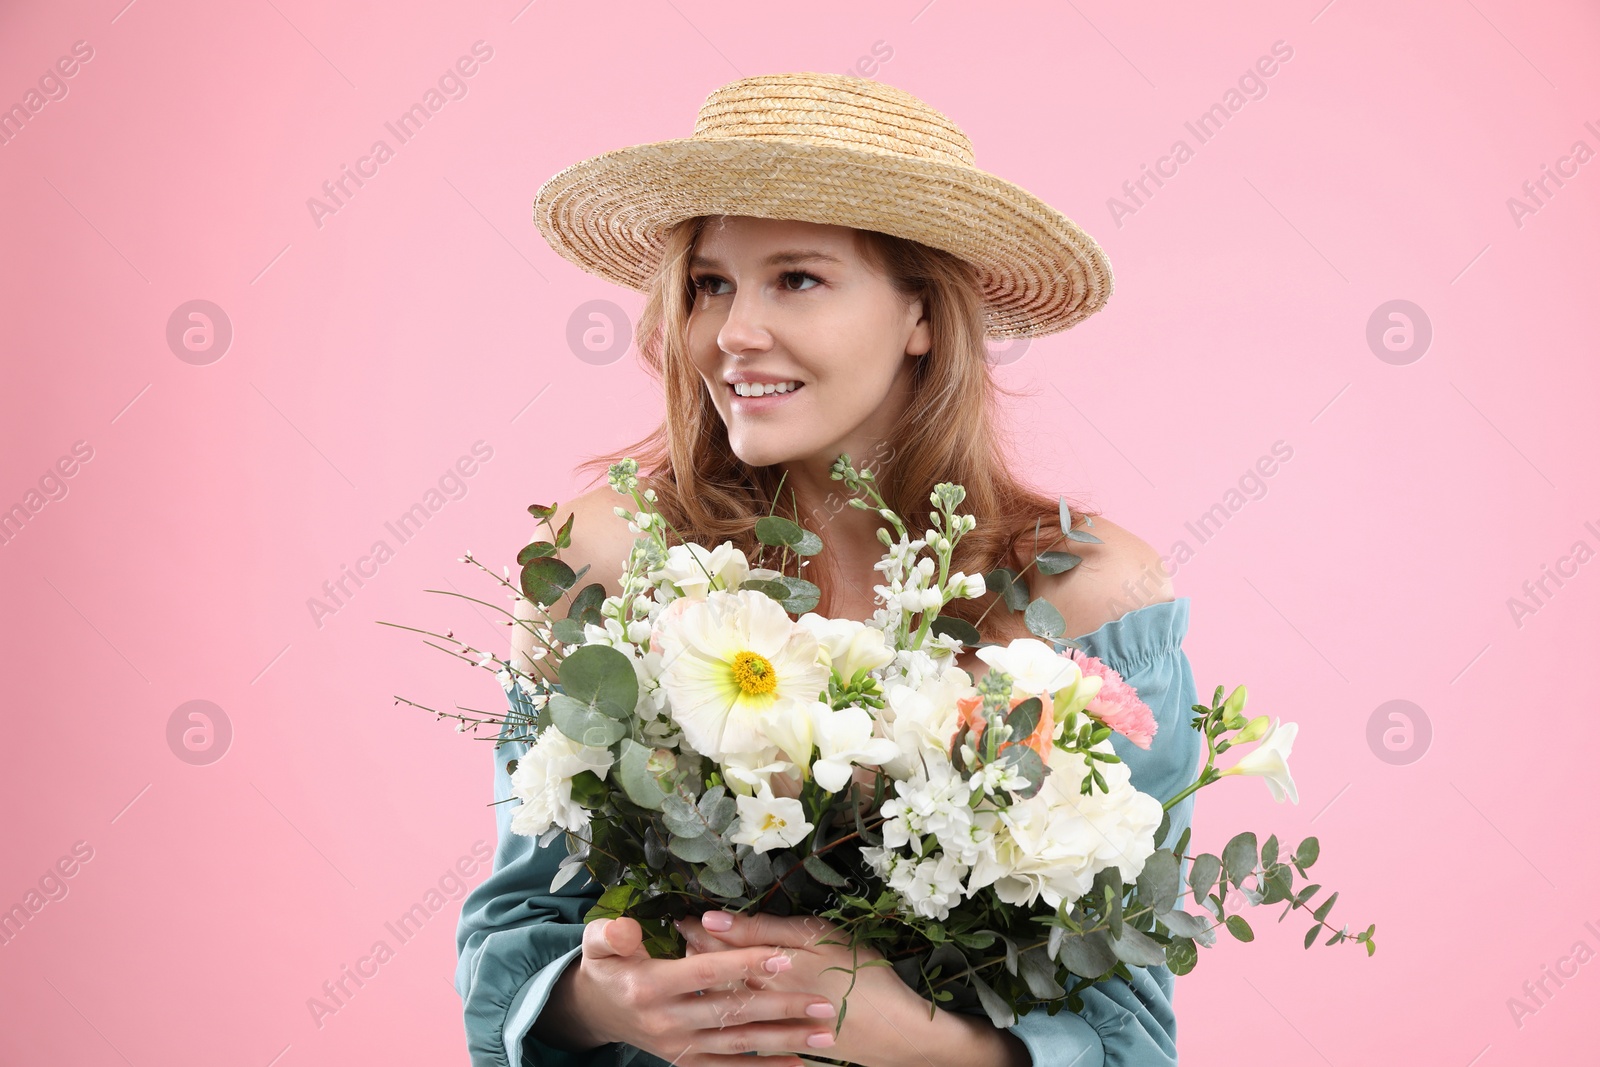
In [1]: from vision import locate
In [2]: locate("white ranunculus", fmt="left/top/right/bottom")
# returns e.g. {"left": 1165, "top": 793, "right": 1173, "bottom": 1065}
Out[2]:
{"left": 728, "top": 785, "right": 813, "bottom": 853}
{"left": 655, "top": 589, "right": 830, "bottom": 763}
{"left": 973, "top": 638, "right": 1083, "bottom": 697}
{"left": 797, "top": 615, "right": 897, "bottom": 682}
{"left": 1220, "top": 718, "right": 1299, "bottom": 803}
{"left": 647, "top": 541, "right": 751, "bottom": 599}
{"left": 507, "top": 728, "right": 615, "bottom": 837}
{"left": 808, "top": 703, "right": 901, "bottom": 793}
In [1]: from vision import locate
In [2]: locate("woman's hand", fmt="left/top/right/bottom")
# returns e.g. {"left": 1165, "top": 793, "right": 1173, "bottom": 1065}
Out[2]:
{"left": 677, "top": 910, "right": 1031, "bottom": 1067}
{"left": 537, "top": 914, "right": 842, "bottom": 1067}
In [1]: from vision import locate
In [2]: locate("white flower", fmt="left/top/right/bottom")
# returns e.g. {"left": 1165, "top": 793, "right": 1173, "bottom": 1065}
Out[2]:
{"left": 951, "top": 572, "right": 987, "bottom": 599}
{"left": 796, "top": 615, "right": 896, "bottom": 682}
{"left": 973, "top": 638, "right": 1082, "bottom": 697}
{"left": 728, "top": 785, "right": 813, "bottom": 853}
{"left": 885, "top": 851, "right": 970, "bottom": 920}
{"left": 647, "top": 541, "right": 751, "bottom": 599}
{"left": 507, "top": 728, "right": 615, "bottom": 837}
{"left": 720, "top": 746, "right": 800, "bottom": 797}
{"left": 808, "top": 703, "right": 900, "bottom": 793}
{"left": 655, "top": 589, "right": 830, "bottom": 763}
{"left": 879, "top": 753, "right": 981, "bottom": 863}
{"left": 967, "top": 743, "right": 1162, "bottom": 911}
{"left": 1220, "top": 718, "right": 1299, "bottom": 803}
{"left": 877, "top": 671, "right": 974, "bottom": 779}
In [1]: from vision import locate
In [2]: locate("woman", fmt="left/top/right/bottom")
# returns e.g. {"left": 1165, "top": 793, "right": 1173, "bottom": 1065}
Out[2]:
{"left": 455, "top": 73, "right": 1200, "bottom": 1067}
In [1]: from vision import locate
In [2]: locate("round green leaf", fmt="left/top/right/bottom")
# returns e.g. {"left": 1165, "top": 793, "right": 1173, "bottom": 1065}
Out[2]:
{"left": 558, "top": 643, "right": 639, "bottom": 719}
{"left": 521, "top": 556, "right": 577, "bottom": 606}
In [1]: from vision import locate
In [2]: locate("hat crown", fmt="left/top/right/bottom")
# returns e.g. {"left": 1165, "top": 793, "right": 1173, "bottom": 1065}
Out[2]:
{"left": 691, "top": 71, "right": 976, "bottom": 168}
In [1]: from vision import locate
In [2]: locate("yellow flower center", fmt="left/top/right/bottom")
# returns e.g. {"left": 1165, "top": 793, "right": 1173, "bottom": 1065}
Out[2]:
{"left": 730, "top": 650, "right": 778, "bottom": 696}
{"left": 760, "top": 811, "right": 788, "bottom": 831}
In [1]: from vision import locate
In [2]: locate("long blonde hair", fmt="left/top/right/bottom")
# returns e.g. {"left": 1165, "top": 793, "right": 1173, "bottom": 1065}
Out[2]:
{"left": 574, "top": 216, "right": 1098, "bottom": 642}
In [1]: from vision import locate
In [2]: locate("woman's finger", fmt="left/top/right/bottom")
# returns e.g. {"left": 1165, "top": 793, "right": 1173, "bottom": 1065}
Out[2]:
{"left": 676, "top": 916, "right": 736, "bottom": 955}
{"left": 692, "top": 910, "right": 837, "bottom": 950}
{"left": 685, "top": 987, "right": 837, "bottom": 1031}
{"left": 658, "top": 941, "right": 797, "bottom": 998}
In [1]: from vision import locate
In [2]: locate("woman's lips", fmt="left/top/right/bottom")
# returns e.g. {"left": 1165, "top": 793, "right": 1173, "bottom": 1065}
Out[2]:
{"left": 727, "top": 382, "right": 804, "bottom": 412}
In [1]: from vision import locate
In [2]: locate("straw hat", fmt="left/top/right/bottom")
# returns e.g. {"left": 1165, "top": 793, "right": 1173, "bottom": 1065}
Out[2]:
{"left": 532, "top": 72, "right": 1113, "bottom": 339}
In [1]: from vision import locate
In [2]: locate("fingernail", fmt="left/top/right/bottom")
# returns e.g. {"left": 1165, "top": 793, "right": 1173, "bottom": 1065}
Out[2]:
{"left": 763, "top": 954, "right": 790, "bottom": 974}
{"left": 807, "top": 1032, "right": 836, "bottom": 1048}
{"left": 805, "top": 1002, "right": 835, "bottom": 1018}
{"left": 703, "top": 911, "right": 733, "bottom": 931}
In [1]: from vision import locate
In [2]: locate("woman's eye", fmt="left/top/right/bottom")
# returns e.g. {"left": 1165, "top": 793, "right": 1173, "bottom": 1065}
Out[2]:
{"left": 691, "top": 272, "right": 820, "bottom": 297}
{"left": 780, "top": 271, "right": 820, "bottom": 292}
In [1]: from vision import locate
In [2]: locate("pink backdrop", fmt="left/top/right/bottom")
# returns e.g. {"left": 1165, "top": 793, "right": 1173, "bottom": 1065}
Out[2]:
{"left": 3, "top": 1, "right": 1598, "bottom": 1063}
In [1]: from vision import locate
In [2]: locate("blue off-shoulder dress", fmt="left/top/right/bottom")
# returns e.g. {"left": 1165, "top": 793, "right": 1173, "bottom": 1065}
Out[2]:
{"left": 454, "top": 596, "right": 1202, "bottom": 1067}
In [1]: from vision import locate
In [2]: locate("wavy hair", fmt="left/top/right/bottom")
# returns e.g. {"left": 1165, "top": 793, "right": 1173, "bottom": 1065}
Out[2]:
{"left": 574, "top": 216, "right": 1098, "bottom": 643}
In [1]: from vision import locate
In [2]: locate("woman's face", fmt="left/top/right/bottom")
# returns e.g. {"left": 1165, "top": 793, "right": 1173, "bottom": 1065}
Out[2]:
{"left": 684, "top": 216, "right": 931, "bottom": 470}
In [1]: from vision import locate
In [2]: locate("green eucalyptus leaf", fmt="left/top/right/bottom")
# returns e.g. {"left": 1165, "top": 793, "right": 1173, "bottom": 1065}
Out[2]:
{"left": 568, "top": 770, "right": 607, "bottom": 808}
{"left": 698, "top": 865, "right": 745, "bottom": 898}
{"left": 987, "top": 568, "right": 1029, "bottom": 612}
{"left": 1159, "top": 908, "right": 1215, "bottom": 945}
{"left": 1017, "top": 947, "right": 1066, "bottom": 998}
{"left": 1024, "top": 597, "right": 1066, "bottom": 640}
{"left": 737, "top": 845, "right": 775, "bottom": 889}
{"left": 566, "top": 582, "right": 607, "bottom": 624}
{"left": 699, "top": 787, "right": 736, "bottom": 834}
{"left": 754, "top": 515, "right": 805, "bottom": 547}
{"left": 669, "top": 833, "right": 720, "bottom": 863}
{"left": 929, "top": 615, "right": 981, "bottom": 647}
{"left": 1189, "top": 854, "right": 1221, "bottom": 904}
{"left": 1261, "top": 834, "right": 1279, "bottom": 868}
{"left": 1295, "top": 837, "right": 1320, "bottom": 870}
{"left": 548, "top": 692, "right": 627, "bottom": 747}
{"left": 516, "top": 541, "right": 558, "bottom": 565}
{"left": 803, "top": 854, "right": 849, "bottom": 887}
{"left": 521, "top": 556, "right": 577, "bottom": 606}
{"left": 1225, "top": 914, "right": 1255, "bottom": 942}
{"left": 1059, "top": 931, "right": 1118, "bottom": 979}
{"left": 1313, "top": 890, "right": 1339, "bottom": 923}
{"left": 1221, "top": 832, "right": 1258, "bottom": 884}
{"left": 1034, "top": 550, "right": 1082, "bottom": 575}
{"left": 617, "top": 739, "right": 668, "bottom": 810}
{"left": 662, "top": 794, "right": 705, "bottom": 838}
{"left": 1136, "top": 851, "right": 1181, "bottom": 916}
{"left": 969, "top": 970, "right": 1016, "bottom": 1028}
{"left": 1165, "top": 937, "right": 1199, "bottom": 976}
{"left": 1005, "top": 697, "right": 1042, "bottom": 739}
{"left": 551, "top": 618, "right": 587, "bottom": 645}
{"left": 1110, "top": 923, "right": 1169, "bottom": 967}
{"left": 558, "top": 643, "right": 639, "bottom": 720}
{"left": 704, "top": 843, "right": 738, "bottom": 873}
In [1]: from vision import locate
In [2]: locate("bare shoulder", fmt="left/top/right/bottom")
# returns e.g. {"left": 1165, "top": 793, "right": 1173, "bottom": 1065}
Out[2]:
{"left": 510, "top": 485, "right": 639, "bottom": 670}
{"left": 1035, "top": 514, "right": 1174, "bottom": 639}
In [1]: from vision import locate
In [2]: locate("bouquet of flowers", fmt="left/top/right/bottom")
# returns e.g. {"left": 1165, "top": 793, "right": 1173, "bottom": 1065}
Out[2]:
{"left": 394, "top": 455, "right": 1373, "bottom": 1035}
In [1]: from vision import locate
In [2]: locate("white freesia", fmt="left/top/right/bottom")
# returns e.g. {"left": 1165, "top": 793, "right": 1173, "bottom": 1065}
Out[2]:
{"left": 720, "top": 746, "right": 801, "bottom": 797}
{"left": 973, "top": 637, "right": 1083, "bottom": 697}
{"left": 808, "top": 703, "right": 901, "bottom": 793}
{"left": 797, "top": 615, "right": 897, "bottom": 682}
{"left": 655, "top": 589, "right": 830, "bottom": 763}
{"left": 647, "top": 540, "right": 750, "bottom": 599}
{"left": 1219, "top": 718, "right": 1299, "bottom": 803}
{"left": 507, "top": 729, "right": 615, "bottom": 837}
{"left": 728, "top": 784, "right": 813, "bottom": 853}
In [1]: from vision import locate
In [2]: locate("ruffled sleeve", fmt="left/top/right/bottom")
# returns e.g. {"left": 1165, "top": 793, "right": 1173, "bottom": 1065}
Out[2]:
{"left": 452, "top": 683, "right": 675, "bottom": 1067}
{"left": 1004, "top": 596, "right": 1202, "bottom": 1067}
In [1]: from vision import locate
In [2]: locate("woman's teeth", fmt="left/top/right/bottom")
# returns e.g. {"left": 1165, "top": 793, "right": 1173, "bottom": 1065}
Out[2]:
{"left": 732, "top": 381, "right": 802, "bottom": 396}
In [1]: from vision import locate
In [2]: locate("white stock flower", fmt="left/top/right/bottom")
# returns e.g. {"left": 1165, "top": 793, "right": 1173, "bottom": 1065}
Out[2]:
{"left": 797, "top": 615, "right": 897, "bottom": 681}
{"left": 1220, "top": 718, "right": 1299, "bottom": 803}
{"left": 507, "top": 728, "right": 615, "bottom": 838}
{"left": 655, "top": 589, "right": 830, "bottom": 763}
{"left": 647, "top": 541, "right": 750, "bottom": 599}
{"left": 973, "top": 638, "right": 1083, "bottom": 697}
{"left": 807, "top": 703, "right": 901, "bottom": 793}
{"left": 728, "top": 785, "right": 813, "bottom": 853}
{"left": 719, "top": 746, "right": 799, "bottom": 797}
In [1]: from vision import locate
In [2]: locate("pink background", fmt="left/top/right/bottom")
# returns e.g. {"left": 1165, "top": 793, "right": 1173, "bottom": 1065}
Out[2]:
{"left": 3, "top": 0, "right": 1598, "bottom": 1063}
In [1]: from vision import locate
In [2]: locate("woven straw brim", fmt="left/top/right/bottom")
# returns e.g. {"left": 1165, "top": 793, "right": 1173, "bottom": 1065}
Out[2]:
{"left": 533, "top": 138, "right": 1114, "bottom": 339}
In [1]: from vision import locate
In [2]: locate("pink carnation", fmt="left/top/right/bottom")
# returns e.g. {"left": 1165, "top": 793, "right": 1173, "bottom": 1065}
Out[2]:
{"left": 1068, "top": 649, "right": 1158, "bottom": 749}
